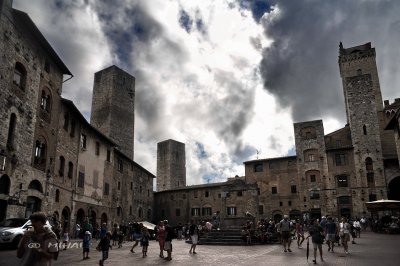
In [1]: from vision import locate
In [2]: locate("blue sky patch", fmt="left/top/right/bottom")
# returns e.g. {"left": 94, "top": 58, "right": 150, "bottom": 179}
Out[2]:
{"left": 179, "top": 8, "right": 193, "bottom": 33}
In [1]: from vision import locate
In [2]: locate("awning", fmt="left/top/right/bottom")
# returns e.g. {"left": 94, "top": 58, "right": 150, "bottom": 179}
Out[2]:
{"left": 365, "top": 199, "right": 400, "bottom": 211}
{"left": 138, "top": 221, "right": 157, "bottom": 230}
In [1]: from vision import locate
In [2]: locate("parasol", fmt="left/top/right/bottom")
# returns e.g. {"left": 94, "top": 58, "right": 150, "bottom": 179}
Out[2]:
{"left": 138, "top": 221, "right": 157, "bottom": 230}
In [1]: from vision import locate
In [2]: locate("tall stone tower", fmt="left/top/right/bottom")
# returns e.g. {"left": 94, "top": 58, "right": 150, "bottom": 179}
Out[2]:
{"left": 90, "top": 65, "right": 135, "bottom": 159}
{"left": 157, "top": 139, "right": 186, "bottom": 192}
{"left": 338, "top": 42, "right": 387, "bottom": 200}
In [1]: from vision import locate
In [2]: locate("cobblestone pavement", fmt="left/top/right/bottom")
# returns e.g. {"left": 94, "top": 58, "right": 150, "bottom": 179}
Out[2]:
{"left": 0, "top": 231, "right": 399, "bottom": 266}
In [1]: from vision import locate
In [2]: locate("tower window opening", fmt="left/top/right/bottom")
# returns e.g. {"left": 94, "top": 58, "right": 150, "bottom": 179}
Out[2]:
{"left": 363, "top": 125, "right": 367, "bottom": 135}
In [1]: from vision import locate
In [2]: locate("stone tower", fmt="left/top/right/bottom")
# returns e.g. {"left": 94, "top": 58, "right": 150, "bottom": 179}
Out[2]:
{"left": 157, "top": 139, "right": 186, "bottom": 192}
{"left": 338, "top": 42, "right": 387, "bottom": 200}
{"left": 90, "top": 65, "right": 135, "bottom": 159}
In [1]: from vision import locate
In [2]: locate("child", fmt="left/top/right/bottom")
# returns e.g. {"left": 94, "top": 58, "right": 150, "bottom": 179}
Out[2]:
{"left": 62, "top": 230, "right": 69, "bottom": 250}
{"left": 97, "top": 232, "right": 112, "bottom": 266}
{"left": 82, "top": 231, "right": 91, "bottom": 260}
{"left": 140, "top": 227, "right": 150, "bottom": 258}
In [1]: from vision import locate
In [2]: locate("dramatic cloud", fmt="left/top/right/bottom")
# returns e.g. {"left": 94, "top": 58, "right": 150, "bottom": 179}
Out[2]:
{"left": 258, "top": 0, "right": 400, "bottom": 123}
{"left": 14, "top": 0, "right": 400, "bottom": 188}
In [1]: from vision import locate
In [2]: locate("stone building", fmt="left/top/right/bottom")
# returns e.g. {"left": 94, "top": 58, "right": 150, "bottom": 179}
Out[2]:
{"left": 0, "top": 1, "right": 154, "bottom": 233}
{"left": 154, "top": 42, "right": 400, "bottom": 225}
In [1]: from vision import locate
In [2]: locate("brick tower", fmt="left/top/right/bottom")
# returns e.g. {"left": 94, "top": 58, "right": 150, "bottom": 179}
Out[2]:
{"left": 338, "top": 42, "right": 387, "bottom": 201}
{"left": 156, "top": 139, "right": 186, "bottom": 192}
{"left": 90, "top": 65, "right": 135, "bottom": 159}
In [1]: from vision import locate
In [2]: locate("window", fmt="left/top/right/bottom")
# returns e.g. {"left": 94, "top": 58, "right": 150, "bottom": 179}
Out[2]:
{"left": 308, "top": 154, "right": 315, "bottom": 162}
{"left": 70, "top": 120, "right": 75, "bottom": 137}
{"left": 104, "top": 182, "right": 109, "bottom": 195}
{"left": 336, "top": 140, "right": 341, "bottom": 148}
{"left": 80, "top": 134, "right": 87, "bottom": 149}
{"left": 130, "top": 182, "right": 133, "bottom": 190}
{"left": 34, "top": 138, "right": 47, "bottom": 168}
{"left": 13, "top": 62, "right": 26, "bottom": 90}
{"left": 78, "top": 172, "right": 85, "bottom": 188}
{"left": 279, "top": 201, "right": 283, "bottom": 206}
{"left": 338, "top": 196, "right": 351, "bottom": 204}
{"left": 291, "top": 185, "right": 297, "bottom": 193}
{"left": 107, "top": 150, "right": 111, "bottom": 162}
{"left": 182, "top": 194, "right": 186, "bottom": 199}
{"left": 269, "top": 161, "right": 277, "bottom": 169}
{"left": 6, "top": 113, "right": 17, "bottom": 151}
{"left": 139, "top": 186, "right": 142, "bottom": 194}
{"left": 258, "top": 205, "right": 264, "bottom": 215}
{"left": 237, "top": 191, "right": 243, "bottom": 196}
{"left": 176, "top": 209, "right": 181, "bottom": 217}
{"left": 59, "top": 156, "right": 65, "bottom": 176}
{"left": 170, "top": 195, "right": 174, "bottom": 200}
{"left": 271, "top": 186, "right": 277, "bottom": 194}
{"left": 288, "top": 201, "right": 292, "bottom": 206}
{"left": 191, "top": 208, "right": 200, "bottom": 216}
{"left": 335, "top": 153, "right": 348, "bottom": 166}
{"left": 227, "top": 206, "right": 237, "bottom": 216}
{"left": 67, "top": 162, "right": 73, "bottom": 178}
{"left": 55, "top": 189, "right": 60, "bottom": 202}
{"left": 365, "top": 158, "right": 373, "bottom": 171}
{"left": 117, "top": 158, "right": 123, "bottom": 172}
{"left": 337, "top": 175, "right": 348, "bottom": 187}
{"left": 130, "top": 206, "right": 132, "bottom": 215}
{"left": 194, "top": 191, "right": 198, "bottom": 198}
{"left": 301, "top": 126, "right": 316, "bottom": 139}
{"left": 205, "top": 191, "right": 209, "bottom": 197}
{"left": 363, "top": 124, "right": 367, "bottom": 135}
{"left": 118, "top": 181, "right": 121, "bottom": 190}
{"left": 310, "top": 175, "right": 316, "bottom": 182}
{"left": 95, "top": 142, "right": 100, "bottom": 156}
{"left": 310, "top": 190, "right": 320, "bottom": 200}
{"left": 63, "top": 113, "right": 69, "bottom": 131}
{"left": 40, "top": 90, "right": 51, "bottom": 112}
{"left": 254, "top": 163, "right": 263, "bottom": 172}
{"left": 202, "top": 207, "right": 212, "bottom": 216}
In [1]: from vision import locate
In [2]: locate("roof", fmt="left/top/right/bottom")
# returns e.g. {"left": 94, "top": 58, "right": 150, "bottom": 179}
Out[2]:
{"left": 385, "top": 108, "right": 400, "bottom": 130}
{"left": 114, "top": 149, "right": 155, "bottom": 178}
{"left": 244, "top": 155, "right": 297, "bottom": 165}
{"left": 13, "top": 9, "right": 72, "bottom": 75}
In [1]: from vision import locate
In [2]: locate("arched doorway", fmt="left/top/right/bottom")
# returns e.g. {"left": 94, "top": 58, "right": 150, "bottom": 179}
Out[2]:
{"left": 388, "top": 177, "right": 400, "bottom": 200}
{"left": 89, "top": 209, "right": 97, "bottom": 229}
{"left": 25, "top": 196, "right": 41, "bottom": 218}
{"left": 0, "top": 175, "right": 11, "bottom": 194}
{"left": 28, "top": 180, "right": 43, "bottom": 193}
{"left": 272, "top": 210, "right": 283, "bottom": 223}
{"left": 101, "top": 213, "right": 107, "bottom": 225}
{"left": 76, "top": 208, "right": 85, "bottom": 226}
{"left": 61, "top": 207, "right": 70, "bottom": 230}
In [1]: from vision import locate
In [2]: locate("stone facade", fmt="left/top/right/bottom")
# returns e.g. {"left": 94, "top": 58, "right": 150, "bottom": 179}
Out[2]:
{"left": 156, "top": 139, "right": 186, "bottom": 192}
{"left": 90, "top": 66, "right": 136, "bottom": 160}
{"left": 0, "top": 1, "right": 155, "bottom": 234}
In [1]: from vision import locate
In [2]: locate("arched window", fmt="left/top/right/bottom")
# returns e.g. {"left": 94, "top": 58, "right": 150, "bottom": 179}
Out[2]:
{"left": 363, "top": 125, "right": 367, "bottom": 135}
{"left": 59, "top": 156, "right": 65, "bottom": 176}
{"left": 357, "top": 69, "right": 362, "bottom": 75}
{"left": 6, "top": 113, "right": 17, "bottom": 151}
{"left": 55, "top": 189, "right": 60, "bottom": 202}
{"left": 365, "top": 157, "right": 373, "bottom": 171}
{"left": 68, "top": 162, "right": 73, "bottom": 178}
{"left": 28, "top": 180, "right": 43, "bottom": 193}
{"left": 34, "top": 137, "right": 47, "bottom": 168}
{"left": 40, "top": 89, "right": 51, "bottom": 112}
{"left": 13, "top": 62, "right": 27, "bottom": 90}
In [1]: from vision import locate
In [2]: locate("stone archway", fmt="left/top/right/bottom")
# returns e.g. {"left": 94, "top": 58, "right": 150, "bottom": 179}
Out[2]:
{"left": 61, "top": 207, "right": 70, "bottom": 231}
{"left": 272, "top": 210, "right": 283, "bottom": 223}
{"left": 388, "top": 176, "right": 400, "bottom": 200}
{"left": 101, "top": 213, "right": 107, "bottom": 225}
{"left": 76, "top": 208, "right": 85, "bottom": 226}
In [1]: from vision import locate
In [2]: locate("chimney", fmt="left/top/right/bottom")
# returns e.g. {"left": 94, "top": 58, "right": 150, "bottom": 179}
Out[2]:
{"left": 384, "top": 100, "right": 389, "bottom": 107}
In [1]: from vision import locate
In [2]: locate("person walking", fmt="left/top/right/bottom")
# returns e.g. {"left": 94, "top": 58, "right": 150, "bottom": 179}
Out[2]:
{"left": 339, "top": 217, "right": 351, "bottom": 254}
{"left": 295, "top": 219, "right": 305, "bottom": 248}
{"left": 75, "top": 223, "right": 81, "bottom": 239}
{"left": 130, "top": 222, "right": 142, "bottom": 253}
{"left": 308, "top": 219, "right": 324, "bottom": 264}
{"left": 325, "top": 217, "right": 337, "bottom": 252}
{"left": 189, "top": 220, "right": 199, "bottom": 254}
{"left": 164, "top": 220, "right": 174, "bottom": 261}
{"left": 140, "top": 227, "right": 150, "bottom": 258}
{"left": 353, "top": 219, "right": 361, "bottom": 238}
{"left": 156, "top": 221, "right": 166, "bottom": 258}
{"left": 97, "top": 232, "right": 112, "bottom": 266}
{"left": 82, "top": 231, "right": 92, "bottom": 260}
{"left": 279, "top": 215, "right": 292, "bottom": 252}
{"left": 62, "top": 229, "right": 69, "bottom": 250}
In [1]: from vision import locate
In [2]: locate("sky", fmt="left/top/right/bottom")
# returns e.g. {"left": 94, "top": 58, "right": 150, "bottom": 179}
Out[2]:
{"left": 13, "top": 0, "right": 400, "bottom": 188}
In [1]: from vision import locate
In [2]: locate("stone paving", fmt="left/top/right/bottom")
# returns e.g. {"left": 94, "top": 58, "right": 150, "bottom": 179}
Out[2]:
{"left": 0, "top": 231, "right": 399, "bottom": 266}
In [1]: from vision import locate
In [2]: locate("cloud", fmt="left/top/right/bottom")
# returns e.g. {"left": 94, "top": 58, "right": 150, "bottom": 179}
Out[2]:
{"left": 258, "top": 0, "right": 400, "bottom": 124}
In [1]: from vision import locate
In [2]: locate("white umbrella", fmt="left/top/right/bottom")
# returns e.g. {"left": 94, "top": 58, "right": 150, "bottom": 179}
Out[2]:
{"left": 366, "top": 199, "right": 400, "bottom": 211}
{"left": 138, "top": 221, "right": 157, "bottom": 230}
